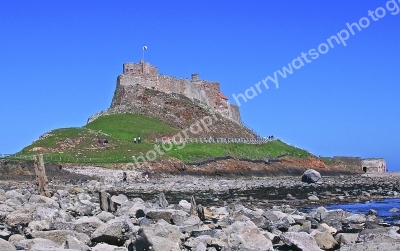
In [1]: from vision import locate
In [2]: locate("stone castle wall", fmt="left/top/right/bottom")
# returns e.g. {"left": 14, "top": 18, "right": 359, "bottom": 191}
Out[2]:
{"left": 113, "top": 60, "right": 241, "bottom": 124}
{"left": 333, "top": 157, "right": 362, "bottom": 168}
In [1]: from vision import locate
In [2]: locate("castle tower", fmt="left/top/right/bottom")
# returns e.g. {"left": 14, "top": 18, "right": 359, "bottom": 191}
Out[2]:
{"left": 191, "top": 73, "right": 199, "bottom": 81}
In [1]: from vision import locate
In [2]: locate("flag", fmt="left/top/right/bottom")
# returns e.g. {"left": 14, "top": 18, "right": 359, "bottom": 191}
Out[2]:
{"left": 143, "top": 45, "right": 148, "bottom": 50}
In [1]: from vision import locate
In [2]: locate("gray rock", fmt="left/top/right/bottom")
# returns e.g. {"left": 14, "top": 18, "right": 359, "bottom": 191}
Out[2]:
{"left": 91, "top": 217, "right": 135, "bottom": 246}
{"left": 302, "top": 169, "right": 322, "bottom": 184}
{"left": 0, "top": 238, "right": 16, "bottom": 251}
{"left": 18, "top": 237, "right": 59, "bottom": 250}
{"left": 110, "top": 194, "right": 128, "bottom": 210}
{"left": 5, "top": 213, "right": 31, "bottom": 228}
{"left": 225, "top": 220, "right": 273, "bottom": 251}
{"left": 8, "top": 234, "right": 25, "bottom": 243}
{"left": 178, "top": 200, "right": 191, "bottom": 212}
{"left": 344, "top": 214, "right": 366, "bottom": 224}
{"left": 127, "top": 198, "right": 147, "bottom": 218}
{"left": 280, "top": 232, "right": 322, "bottom": 251}
{"left": 263, "top": 211, "right": 279, "bottom": 223}
{"left": 308, "top": 195, "right": 320, "bottom": 201}
{"left": 92, "top": 243, "right": 128, "bottom": 251}
{"left": 31, "top": 230, "right": 90, "bottom": 246}
{"left": 339, "top": 242, "right": 400, "bottom": 250}
{"left": 357, "top": 226, "right": 400, "bottom": 243}
{"left": 301, "top": 221, "right": 312, "bottom": 233}
{"left": 96, "top": 211, "right": 115, "bottom": 222}
{"left": 29, "top": 195, "right": 59, "bottom": 208}
{"left": 27, "top": 220, "right": 51, "bottom": 232}
{"left": 146, "top": 209, "right": 189, "bottom": 226}
{"left": 311, "top": 230, "right": 338, "bottom": 250}
{"left": 74, "top": 216, "right": 105, "bottom": 236}
{"left": 334, "top": 233, "right": 358, "bottom": 245}
{"left": 0, "top": 204, "right": 15, "bottom": 218}
{"left": 32, "top": 206, "right": 59, "bottom": 222}
{"left": 158, "top": 193, "right": 168, "bottom": 209}
{"left": 136, "top": 219, "right": 181, "bottom": 251}
{"left": 64, "top": 235, "right": 91, "bottom": 251}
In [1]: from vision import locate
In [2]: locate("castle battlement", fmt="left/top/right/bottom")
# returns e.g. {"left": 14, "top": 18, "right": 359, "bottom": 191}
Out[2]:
{"left": 113, "top": 60, "right": 241, "bottom": 123}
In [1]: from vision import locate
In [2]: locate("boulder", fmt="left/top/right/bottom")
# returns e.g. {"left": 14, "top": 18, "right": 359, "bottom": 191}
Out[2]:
{"left": 18, "top": 237, "right": 59, "bottom": 250}
{"left": 302, "top": 169, "right": 322, "bottom": 183}
{"left": 280, "top": 232, "right": 322, "bottom": 251}
{"left": 334, "top": 233, "right": 358, "bottom": 245}
{"left": 311, "top": 230, "right": 338, "bottom": 250}
{"left": 91, "top": 217, "right": 135, "bottom": 246}
{"left": 225, "top": 220, "right": 273, "bottom": 251}
{"left": 179, "top": 200, "right": 191, "bottom": 212}
{"left": 96, "top": 211, "right": 115, "bottom": 222}
{"left": 135, "top": 219, "right": 181, "bottom": 251}
{"left": 31, "top": 230, "right": 90, "bottom": 246}
{"left": 63, "top": 235, "right": 91, "bottom": 251}
{"left": 127, "top": 198, "right": 147, "bottom": 218}
{"left": 0, "top": 238, "right": 16, "bottom": 251}
{"left": 5, "top": 213, "right": 31, "bottom": 228}
{"left": 92, "top": 243, "right": 128, "bottom": 251}
{"left": 32, "top": 206, "right": 59, "bottom": 222}
{"left": 344, "top": 214, "right": 367, "bottom": 224}
{"left": 317, "top": 223, "right": 337, "bottom": 235}
{"left": 146, "top": 209, "right": 189, "bottom": 226}
{"left": 110, "top": 194, "right": 128, "bottom": 211}
{"left": 308, "top": 195, "right": 320, "bottom": 201}
{"left": 73, "top": 216, "right": 105, "bottom": 236}
{"left": 29, "top": 195, "right": 59, "bottom": 208}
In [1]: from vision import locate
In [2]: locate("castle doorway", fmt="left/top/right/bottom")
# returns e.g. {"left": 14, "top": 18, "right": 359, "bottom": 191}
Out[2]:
{"left": 362, "top": 166, "right": 367, "bottom": 173}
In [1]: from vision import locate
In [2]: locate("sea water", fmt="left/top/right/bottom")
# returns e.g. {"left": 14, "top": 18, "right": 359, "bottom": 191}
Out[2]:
{"left": 321, "top": 198, "right": 400, "bottom": 224}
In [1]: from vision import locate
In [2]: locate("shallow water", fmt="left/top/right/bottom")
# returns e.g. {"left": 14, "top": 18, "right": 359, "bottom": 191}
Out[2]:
{"left": 307, "top": 198, "right": 400, "bottom": 224}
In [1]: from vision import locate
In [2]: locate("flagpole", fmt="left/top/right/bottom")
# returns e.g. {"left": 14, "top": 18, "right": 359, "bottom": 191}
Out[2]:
{"left": 142, "top": 46, "right": 144, "bottom": 62}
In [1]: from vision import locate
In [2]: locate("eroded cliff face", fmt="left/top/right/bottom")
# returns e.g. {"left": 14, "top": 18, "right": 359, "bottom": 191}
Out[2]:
{"left": 0, "top": 160, "right": 95, "bottom": 181}
{"left": 91, "top": 87, "right": 257, "bottom": 139}
{"left": 131, "top": 156, "right": 363, "bottom": 177}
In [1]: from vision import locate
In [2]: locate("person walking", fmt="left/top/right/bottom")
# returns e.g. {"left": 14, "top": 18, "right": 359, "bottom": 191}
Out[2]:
{"left": 133, "top": 137, "right": 137, "bottom": 143}
{"left": 123, "top": 172, "right": 127, "bottom": 182}
{"left": 103, "top": 139, "right": 108, "bottom": 147}
{"left": 138, "top": 136, "right": 141, "bottom": 143}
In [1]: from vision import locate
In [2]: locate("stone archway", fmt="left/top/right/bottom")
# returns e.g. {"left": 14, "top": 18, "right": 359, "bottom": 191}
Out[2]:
{"left": 363, "top": 166, "right": 367, "bottom": 173}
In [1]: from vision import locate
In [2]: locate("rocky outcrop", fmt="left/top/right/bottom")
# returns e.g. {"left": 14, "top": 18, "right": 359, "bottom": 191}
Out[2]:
{"left": 88, "top": 88, "right": 257, "bottom": 139}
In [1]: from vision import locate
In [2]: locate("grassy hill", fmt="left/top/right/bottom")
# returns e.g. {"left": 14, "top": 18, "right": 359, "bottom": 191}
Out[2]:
{"left": 15, "top": 113, "right": 312, "bottom": 164}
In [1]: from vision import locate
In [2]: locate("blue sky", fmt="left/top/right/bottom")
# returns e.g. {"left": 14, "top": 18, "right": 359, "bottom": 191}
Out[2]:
{"left": 1, "top": 1, "right": 399, "bottom": 170}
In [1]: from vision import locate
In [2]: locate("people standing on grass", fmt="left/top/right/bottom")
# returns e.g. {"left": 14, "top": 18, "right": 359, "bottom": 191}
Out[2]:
{"left": 97, "top": 138, "right": 103, "bottom": 146}
{"left": 138, "top": 136, "right": 141, "bottom": 143}
{"left": 133, "top": 137, "right": 137, "bottom": 143}
{"left": 103, "top": 139, "right": 108, "bottom": 147}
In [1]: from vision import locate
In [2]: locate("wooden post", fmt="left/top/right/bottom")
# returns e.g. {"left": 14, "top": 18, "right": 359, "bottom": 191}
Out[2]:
{"left": 190, "top": 196, "right": 197, "bottom": 216}
{"left": 34, "top": 154, "right": 51, "bottom": 197}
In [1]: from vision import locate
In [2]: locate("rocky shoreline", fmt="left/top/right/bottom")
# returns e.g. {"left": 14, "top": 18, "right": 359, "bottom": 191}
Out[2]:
{"left": 0, "top": 166, "right": 399, "bottom": 250}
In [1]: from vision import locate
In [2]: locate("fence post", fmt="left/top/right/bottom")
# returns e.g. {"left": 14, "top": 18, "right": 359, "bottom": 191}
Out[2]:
{"left": 33, "top": 154, "right": 51, "bottom": 198}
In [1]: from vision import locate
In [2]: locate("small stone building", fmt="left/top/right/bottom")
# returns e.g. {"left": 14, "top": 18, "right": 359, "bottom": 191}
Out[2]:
{"left": 361, "top": 158, "right": 386, "bottom": 173}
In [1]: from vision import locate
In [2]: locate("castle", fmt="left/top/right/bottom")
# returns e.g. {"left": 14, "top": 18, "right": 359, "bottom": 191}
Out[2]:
{"left": 111, "top": 60, "right": 241, "bottom": 123}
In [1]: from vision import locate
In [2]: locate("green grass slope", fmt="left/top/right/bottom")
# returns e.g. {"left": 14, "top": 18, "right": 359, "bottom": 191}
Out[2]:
{"left": 15, "top": 113, "right": 311, "bottom": 164}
